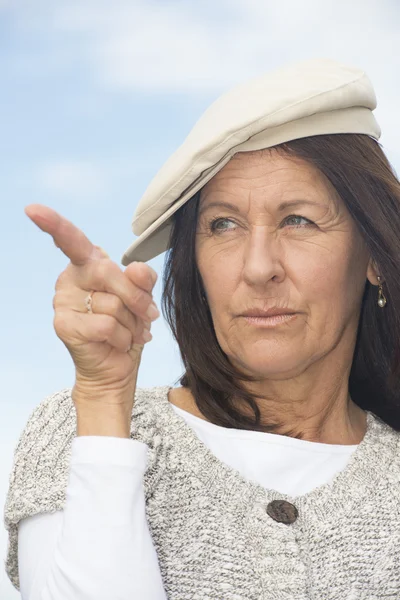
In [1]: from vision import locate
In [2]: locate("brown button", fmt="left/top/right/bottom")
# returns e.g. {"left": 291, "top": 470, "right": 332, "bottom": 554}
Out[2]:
{"left": 266, "top": 500, "right": 298, "bottom": 524}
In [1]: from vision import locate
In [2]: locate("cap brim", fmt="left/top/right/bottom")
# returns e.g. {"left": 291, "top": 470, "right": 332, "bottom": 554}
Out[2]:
{"left": 121, "top": 107, "right": 381, "bottom": 266}
{"left": 121, "top": 153, "right": 234, "bottom": 265}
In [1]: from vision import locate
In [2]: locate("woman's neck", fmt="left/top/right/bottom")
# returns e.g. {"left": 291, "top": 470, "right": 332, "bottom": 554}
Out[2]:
{"left": 168, "top": 386, "right": 367, "bottom": 445}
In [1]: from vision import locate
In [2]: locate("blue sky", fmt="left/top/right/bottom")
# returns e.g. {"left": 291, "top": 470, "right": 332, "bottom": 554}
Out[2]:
{"left": 1, "top": 1, "right": 400, "bottom": 596}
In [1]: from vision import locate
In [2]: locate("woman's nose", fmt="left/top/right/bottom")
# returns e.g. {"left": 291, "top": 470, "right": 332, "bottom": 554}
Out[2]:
{"left": 241, "top": 229, "right": 285, "bottom": 286}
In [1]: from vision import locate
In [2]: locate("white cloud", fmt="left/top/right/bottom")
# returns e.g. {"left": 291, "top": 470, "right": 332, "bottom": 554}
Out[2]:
{"left": 5, "top": 0, "right": 400, "bottom": 187}
{"left": 32, "top": 153, "right": 170, "bottom": 202}
{"left": 35, "top": 160, "right": 107, "bottom": 199}
{"left": 7, "top": 0, "right": 400, "bottom": 95}
{"left": 7, "top": 0, "right": 398, "bottom": 193}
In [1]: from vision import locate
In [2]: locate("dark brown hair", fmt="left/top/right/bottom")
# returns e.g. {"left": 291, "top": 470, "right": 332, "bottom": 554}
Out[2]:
{"left": 161, "top": 134, "right": 400, "bottom": 435}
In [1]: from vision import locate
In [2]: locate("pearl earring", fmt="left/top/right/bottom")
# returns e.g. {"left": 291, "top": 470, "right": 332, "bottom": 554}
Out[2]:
{"left": 377, "top": 275, "right": 387, "bottom": 308}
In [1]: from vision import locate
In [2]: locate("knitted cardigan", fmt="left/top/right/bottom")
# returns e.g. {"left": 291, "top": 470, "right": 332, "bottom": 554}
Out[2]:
{"left": 3, "top": 385, "right": 400, "bottom": 599}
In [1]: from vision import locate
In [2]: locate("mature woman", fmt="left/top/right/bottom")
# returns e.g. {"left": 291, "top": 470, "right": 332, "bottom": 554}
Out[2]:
{"left": 4, "top": 58, "right": 400, "bottom": 599}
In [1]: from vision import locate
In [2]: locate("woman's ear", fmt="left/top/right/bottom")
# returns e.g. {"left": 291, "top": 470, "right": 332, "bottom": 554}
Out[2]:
{"left": 366, "top": 257, "right": 384, "bottom": 285}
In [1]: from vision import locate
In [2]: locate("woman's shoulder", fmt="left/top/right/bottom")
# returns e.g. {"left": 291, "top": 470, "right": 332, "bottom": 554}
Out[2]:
{"left": 364, "top": 410, "right": 400, "bottom": 491}
{"left": 6, "top": 387, "right": 78, "bottom": 496}
{"left": 130, "top": 384, "right": 175, "bottom": 444}
{"left": 6, "top": 384, "right": 170, "bottom": 484}
{"left": 3, "top": 385, "right": 168, "bottom": 591}
{"left": 4, "top": 384, "right": 171, "bottom": 522}
{"left": 7, "top": 384, "right": 168, "bottom": 442}
{"left": 8, "top": 384, "right": 173, "bottom": 460}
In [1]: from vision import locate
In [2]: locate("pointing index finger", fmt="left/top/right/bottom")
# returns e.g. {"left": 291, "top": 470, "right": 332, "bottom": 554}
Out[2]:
{"left": 24, "top": 204, "right": 102, "bottom": 265}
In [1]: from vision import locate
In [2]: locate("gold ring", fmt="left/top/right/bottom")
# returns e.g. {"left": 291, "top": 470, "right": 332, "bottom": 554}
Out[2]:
{"left": 85, "top": 290, "right": 95, "bottom": 313}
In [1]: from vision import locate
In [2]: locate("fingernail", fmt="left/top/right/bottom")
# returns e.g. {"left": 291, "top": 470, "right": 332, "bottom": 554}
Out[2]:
{"left": 143, "top": 329, "right": 153, "bottom": 342}
{"left": 146, "top": 302, "right": 160, "bottom": 320}
{"left": 150, "top": 269, "right": 158, "bottom": 286}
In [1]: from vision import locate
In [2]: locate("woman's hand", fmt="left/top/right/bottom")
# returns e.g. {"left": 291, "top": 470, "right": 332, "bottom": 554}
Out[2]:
{"left": 24, "top": 204, "right": 160, "bottom": 410}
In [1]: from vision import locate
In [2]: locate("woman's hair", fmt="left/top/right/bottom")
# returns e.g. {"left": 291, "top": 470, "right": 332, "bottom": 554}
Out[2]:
{"left": 161, "top": 134, "right": 400, "bottom": 435}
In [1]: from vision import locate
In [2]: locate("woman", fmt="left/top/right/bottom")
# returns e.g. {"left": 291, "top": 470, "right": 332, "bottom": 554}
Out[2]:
{"left": 4, "top": 57, "right": 400, "bottom": 599}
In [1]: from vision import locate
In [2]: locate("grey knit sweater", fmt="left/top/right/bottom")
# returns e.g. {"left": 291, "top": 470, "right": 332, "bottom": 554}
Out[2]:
{"left": 3, "top": 385, "right": 400, "bottom": 599}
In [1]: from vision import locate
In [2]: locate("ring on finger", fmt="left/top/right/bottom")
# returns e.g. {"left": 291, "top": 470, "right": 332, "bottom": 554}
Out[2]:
{"left": 85, "top": 290, "right": 95, "bottom": 313}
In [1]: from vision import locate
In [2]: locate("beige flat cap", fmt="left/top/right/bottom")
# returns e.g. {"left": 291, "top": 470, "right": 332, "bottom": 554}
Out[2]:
{"left": 121, "top": 57, "right": 380, "bottom": 266}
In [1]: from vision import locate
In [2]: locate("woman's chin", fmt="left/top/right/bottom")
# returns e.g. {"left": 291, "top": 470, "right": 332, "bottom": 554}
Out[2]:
{"left": 230, "top": 349, "right": 302, "bottom": 378}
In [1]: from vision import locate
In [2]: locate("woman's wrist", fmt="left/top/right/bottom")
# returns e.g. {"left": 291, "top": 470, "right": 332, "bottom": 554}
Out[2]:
{"left": 72, "top": 386, "right": 133, "bottom": 438}
{"left": 75, "top": 402, "right": 132, "bottom": 438}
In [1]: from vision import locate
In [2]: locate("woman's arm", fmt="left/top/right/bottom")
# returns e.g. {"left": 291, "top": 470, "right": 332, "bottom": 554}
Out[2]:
{"left": 18, "top": 436, "right": 167, "bottom": 600}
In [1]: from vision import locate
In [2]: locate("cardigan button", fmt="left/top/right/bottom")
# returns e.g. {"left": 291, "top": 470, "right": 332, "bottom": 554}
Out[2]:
{"left": 266, "top": 500, "right": 298, "bottom": 524}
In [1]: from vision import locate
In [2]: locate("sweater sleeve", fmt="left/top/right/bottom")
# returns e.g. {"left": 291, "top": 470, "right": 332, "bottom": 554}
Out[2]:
{"left": 17, "top": 435, "right": 167, "bottom": 600}
{"left": 2, "top": 386, "right": 165, "bottom": 595}
{"left": 3, "top": 388, "right": 77, "bottom": 591}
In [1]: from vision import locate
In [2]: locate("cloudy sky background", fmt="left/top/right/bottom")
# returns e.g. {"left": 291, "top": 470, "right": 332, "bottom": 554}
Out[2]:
{"left": 1, "top": 1, "right": 399, "bottom": 596}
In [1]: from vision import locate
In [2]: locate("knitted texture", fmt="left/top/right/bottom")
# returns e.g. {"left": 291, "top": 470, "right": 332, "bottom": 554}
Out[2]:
{"left": 3, "top": 385, "right": 400, "bottom": 599}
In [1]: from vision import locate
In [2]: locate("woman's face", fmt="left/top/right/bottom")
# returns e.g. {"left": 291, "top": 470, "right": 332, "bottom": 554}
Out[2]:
{"left": 195, "top": 149, "right": 379, "bottom": 380}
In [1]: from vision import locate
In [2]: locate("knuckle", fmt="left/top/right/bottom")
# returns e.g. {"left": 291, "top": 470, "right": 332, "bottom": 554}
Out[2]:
{"left": 52, "top": 287, "right": 73, "bottom": 311}
{"left": 53, "top": 312, "right": 68, "bottom": 336}
{"left": 54, "top": 271, "right": 68, "bottom": 291}
{"left": 98, "top": 314, "right": 116, "bottom": 336}
{"left": 110, "top": 294, "right": 123, "bottom": 316}
{"left": 129, "top": 313, "right": 140, "bottom": 334}
{"left": 90, "top": 259, "right": 107, "bottom": 285}
{"left": 52, "top": 293, "right": 59, "bottom": 311}
{"left": 94, "top": 259, "right": 118, "bottom": 284}
{"left": 130, "top": 287, "right": 146, "bottom": 310}
{"left": 93, "top": 260, "right": 106, "bottom": 282}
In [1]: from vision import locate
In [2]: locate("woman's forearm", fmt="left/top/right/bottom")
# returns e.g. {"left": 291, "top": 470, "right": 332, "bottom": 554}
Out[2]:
{"left": 75, "top": 402, "right": 132, "bottom": 438}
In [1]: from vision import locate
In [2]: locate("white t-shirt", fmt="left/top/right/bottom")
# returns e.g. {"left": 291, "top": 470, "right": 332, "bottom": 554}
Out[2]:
{"left": 17, "top": 402, "right": 358, "bottom": 600}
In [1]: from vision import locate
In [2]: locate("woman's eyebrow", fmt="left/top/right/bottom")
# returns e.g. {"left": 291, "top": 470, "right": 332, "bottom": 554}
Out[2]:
{"left": 198, "top": 199, "right": 323, "bottom": 215}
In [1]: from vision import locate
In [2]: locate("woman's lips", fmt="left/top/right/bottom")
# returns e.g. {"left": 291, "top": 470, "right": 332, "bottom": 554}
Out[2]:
{"left": 243, "top": 313, "right": 298, "bottom": 327}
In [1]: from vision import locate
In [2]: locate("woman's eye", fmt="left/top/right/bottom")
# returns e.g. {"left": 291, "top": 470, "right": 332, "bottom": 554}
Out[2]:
{"left": 208, "top": 214, "right": 314, "bottom": 233}
{"left": 209, "top": 217, "right": 235, "bottom": 232}
{"left": 283, "top": 214, "right": 314, "bottom": 228}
